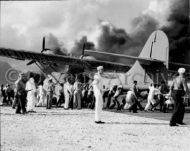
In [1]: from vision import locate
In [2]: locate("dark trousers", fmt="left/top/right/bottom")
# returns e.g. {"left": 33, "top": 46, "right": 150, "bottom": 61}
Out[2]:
{"left": 128, "top": 95, "right": 140, "bottom": 113}
{"left": 103, "top": 90, "right": 109, "bottom": 103}
{"left": 110, "top": 97, "right": 121, "bottom": 110}
{"left": 16, "top": 94, "right": 26, "bottom": 114}
{"left": 152, "top": 94, "right": 165, "bottom": 111}
{"left": 47, "top": 93, "right": 53, "bottom": 109}
{"left": 120, "top": 96, "right": 126, "bottom": 110}
{"left": 88, "top": 95, "right": 95, "bottom": 109}
{"left": 12, "top": 95, "right": 18, "bottom": 108}
{"left": 158, "top": 94, "right": 165, "bottom": 111}
{"left": 6, "top": 93, "right": 13, "bottom": 105}
{"left": 2, "top": 95, "right": 6, "bottom": 104}
{"left": 56, "top": 94, "right": 65, "bottom": 107}
{"left": 82, "top": 91, "right": 88, "bottom": 108}
{"left": 170, "top": 90, "right": 185, "bottom": 125}
{"left": 69, "top": 94, "right": 73, "bottom": 109}
{"left": 106, "top": 92, "right": 114, "bottom": 108}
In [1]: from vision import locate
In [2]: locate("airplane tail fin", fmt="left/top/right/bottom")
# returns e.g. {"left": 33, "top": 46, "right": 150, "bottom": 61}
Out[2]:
{"left": 139, "top": 30, "right": 169, "bottom": 68}
{"left": 138, "top": 30, "right": 169, "bottom": 84}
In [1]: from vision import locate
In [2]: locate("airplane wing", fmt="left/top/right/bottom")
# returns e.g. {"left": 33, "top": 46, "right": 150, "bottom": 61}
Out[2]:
{"left": 0, "top": 47, "right": 130, "bottom": 72}
{"left": 85, "top": 49, "right": 168, "bottom": 83}
{"left": 169, "top": 62, "right": 190, "bottom": 73}
{"left": 85, "top": 50, "right": 166, "bottom": 67}
{"left": 84, "top": 59, "right": 130, "bottom": 72}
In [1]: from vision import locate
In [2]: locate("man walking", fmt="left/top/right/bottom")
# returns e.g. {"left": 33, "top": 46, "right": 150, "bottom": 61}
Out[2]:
{"left": 129, "top": 81, "right": 143, "bottom": 112}
{"left": 92, "top": 66, "right": 105, "bottom": 124}
{"left": 169, "top": 68, "right": 189, "bottom": 126}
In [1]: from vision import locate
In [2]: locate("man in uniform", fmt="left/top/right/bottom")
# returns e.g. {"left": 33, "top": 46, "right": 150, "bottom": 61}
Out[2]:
{"left": 129, "top": 81, "right": 143, "bottom": 112}
{"left": 106, "top": 84, "right": 117, "bottom": 109}
{"left": 169, "top": 68, "right": 189, "bottom": 126}
{"left": 15, "top": 73, "right": 27, "bottom": 114}
{"left": 4, "top": 84, "right": 14, "bottom": 105}
{"left": 158, "top": 81, "right": 169, "bottom": 112}
{"left": 46, "top": 78, "right": 54, "bottom": 109}
{"left": 92, "top": 66, "right": 105, "bottom": 124}
{"left": 109, "top": 85, "right": 123, "bottom": 110}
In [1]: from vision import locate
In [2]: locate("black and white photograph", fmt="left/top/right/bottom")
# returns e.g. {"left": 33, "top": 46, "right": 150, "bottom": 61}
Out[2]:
{"left": 0, "top": 0, "right": 190, "bottom": 150}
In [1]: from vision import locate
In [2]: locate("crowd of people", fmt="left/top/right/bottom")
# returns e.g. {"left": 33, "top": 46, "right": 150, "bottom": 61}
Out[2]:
{"left": 0, "top": 67, "right": 189, "bottom": 126}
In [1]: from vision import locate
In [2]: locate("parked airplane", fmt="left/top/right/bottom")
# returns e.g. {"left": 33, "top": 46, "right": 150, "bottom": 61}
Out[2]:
{"left": 0, "top": 30, "right": 189, "bottom": 88}
{"left": 84, "top": 30, "right": 190, "bottom": 87}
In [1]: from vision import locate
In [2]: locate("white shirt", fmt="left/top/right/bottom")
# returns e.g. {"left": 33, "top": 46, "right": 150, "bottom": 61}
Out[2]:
{"left": 92, "top": 73, "right": 103, "bottom": 91}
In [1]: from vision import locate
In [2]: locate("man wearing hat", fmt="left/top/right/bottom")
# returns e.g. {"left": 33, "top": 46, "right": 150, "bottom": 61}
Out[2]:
{"left": 92, "top": 66, "right": 105, "bottom": 124}
{"left": 169, "top": 68, "right": 189, "bottom": 126}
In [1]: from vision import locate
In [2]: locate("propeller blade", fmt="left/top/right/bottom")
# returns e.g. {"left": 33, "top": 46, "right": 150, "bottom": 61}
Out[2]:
{"left": 82, "top": 43, "right": 85, "bottom": 56}
{"left": 42, "top": 37, "right": 45, "bottom": 50}
{"left": 27, "top": 60, "right": 35, "bottom": 65}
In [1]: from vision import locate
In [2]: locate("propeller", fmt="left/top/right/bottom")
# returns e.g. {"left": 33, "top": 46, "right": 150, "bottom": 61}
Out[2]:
{"left": 41, "top": 37, "right": 50, "bottom": 53}
{"left": 82, "top": 43, "right": 85, "bottom": 56}
{"left": 42, "top": 37, "right": 45, "bottom": 50}
{"left": 27, "top": 37, "right": 50, "bottom": 65}
{"left": 80, "top": 43, "right": 85, "bottom": 59}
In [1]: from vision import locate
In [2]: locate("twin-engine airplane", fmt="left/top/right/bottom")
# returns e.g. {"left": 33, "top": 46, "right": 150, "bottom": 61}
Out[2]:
{"left": 0, "top": 30, "right": 189, "bottom": 87}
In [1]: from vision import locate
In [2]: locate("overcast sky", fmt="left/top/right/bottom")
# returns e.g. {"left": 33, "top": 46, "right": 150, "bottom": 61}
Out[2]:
{"left": 0, "top": 0, "right": 172, "bottom": 70}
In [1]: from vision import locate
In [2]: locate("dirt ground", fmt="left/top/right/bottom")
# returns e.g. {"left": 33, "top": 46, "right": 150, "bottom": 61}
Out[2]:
{"left": 1, "top": 106, "right": 190, "bottom": 151}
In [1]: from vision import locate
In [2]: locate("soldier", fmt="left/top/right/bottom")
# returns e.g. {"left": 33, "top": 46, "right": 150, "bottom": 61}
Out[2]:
{"left": 152, "top": 81, "right": 169, "bottom": 112}
{"left": 73, "top": 77, "right": 82, "bottom": 109}
{"left": 15, "top": 73, "right": 27, "bottom": 114}
{"left": 106, "top": 84, "right": 117, "bottom": 109}
{"left": 128, "top": 81, "right": 143, "bottom": 113}
{"left": 64, "top": 78, "right": 73, "bottom": 109}
{"left": 169, "top": 68, "right": 189, "bottom": 126}
{"left": 55, "top": 83, "right": 64, "bottom": 107}
{"left": 109, "top": 85, "right": 123, "bottom": 110}
{"left": 87, "top": 85, "right": 95, "bottom": 109}
{"left": 46, "top": 78, "right": 54, "bottom": 109}
{"left": 4, "top": 84, "right": 12, "bottom": 105}
{"left": 26, "top": 73, "right": 37, "bottom": 112}
{"left": 92, "top": 66, "right": 105, "bottom": 124}
{"left": 36, "top": 81, "right": 45, "bottom": 107}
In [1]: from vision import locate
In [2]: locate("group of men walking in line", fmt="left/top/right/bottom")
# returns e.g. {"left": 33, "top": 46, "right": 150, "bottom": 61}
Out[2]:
{"left": 0, "top": 66, "right": 189, "bottom": 126}
{"left": 91, "top": 66, "right": 189, "bottom": 125}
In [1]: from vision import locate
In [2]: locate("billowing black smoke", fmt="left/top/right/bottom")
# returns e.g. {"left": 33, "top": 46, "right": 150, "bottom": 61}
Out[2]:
{"left": 161, "top": 0, "right": 190, "bottom": 64}
{"left": 46, "top": 33, "right": 67, "bottom": 56}
{"left": 50, "top": 0, "right": 189, "bottom": 67}
{"left": 130, "top": 14, "right": 159, "bottom": 49}
{"left": 70, "top": 36, "right": 95, "bottom": 57}
{"left": 96, "top": 22, "right": 130, "bottom": 53}
{"left": 71, "top": 15, "right": 158, "bottom": 64}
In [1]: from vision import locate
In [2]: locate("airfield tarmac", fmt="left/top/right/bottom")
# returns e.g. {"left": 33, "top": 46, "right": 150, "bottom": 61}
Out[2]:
{"left": 1, "top": 106, "right": 190, "bottom": 151}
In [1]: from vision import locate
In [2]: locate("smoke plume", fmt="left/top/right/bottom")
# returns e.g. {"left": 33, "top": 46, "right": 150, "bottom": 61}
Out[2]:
{"left": 70, "top": 15, "right": 158, "bottom": 64}
{"left": 161, "top": 0, "right": 190, "bottom": 64}
{"left": 46, "top": 33, "right": 67, "bottom": 56}
{"left": 49, "top": 0, "right": 189, "bottom": 66}
{"left": 70, "top": 36, "right": 95, "bottom": 57}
